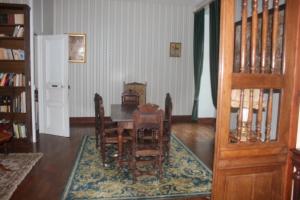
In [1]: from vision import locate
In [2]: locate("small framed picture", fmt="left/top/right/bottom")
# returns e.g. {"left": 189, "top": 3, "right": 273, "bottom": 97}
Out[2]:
{"left": 69, "top": 33, "right": 86, "bottom": 63}
{"left": 170, "top": 42, "right": 181, "bottom": 57}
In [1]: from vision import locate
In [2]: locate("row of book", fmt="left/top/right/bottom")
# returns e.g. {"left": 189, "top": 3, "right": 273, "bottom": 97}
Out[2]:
{"left": 0, "top": 48, "right": 25, "bottom": 60}
{"left": 13, "top": 122, "right": 26, "bottom": 138}
{"left": 12, "top": 25, "right": 24, "bottom": 37}
{"left": 0, "top": 96, "right": 11, "bottom": 112}
{"left": 13, "top": 92, "right": 26, "bottom": 113}
{"left": 0, "top": 73, "right": 26, "bottom": 87}
{"left": 0, "top": 13, "right": 24, "bottom": 25}
{"left": 0, "top": 119, "right": 27, "bottom": 139}
{"left": 0, "top": 93, "right": 26, "bottom": 113}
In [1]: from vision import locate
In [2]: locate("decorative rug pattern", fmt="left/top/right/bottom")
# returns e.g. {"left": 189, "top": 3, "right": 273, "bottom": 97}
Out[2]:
{"left": 0, "top": 153, "right": 43, "bottom": 200}
{"left": 62, "top": 135, "right": 212, "bottom": 200}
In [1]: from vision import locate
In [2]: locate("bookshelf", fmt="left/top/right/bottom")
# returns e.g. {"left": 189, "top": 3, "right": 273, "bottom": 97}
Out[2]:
{"left": 0, "top": 3, "right": 32, "bottom": 142}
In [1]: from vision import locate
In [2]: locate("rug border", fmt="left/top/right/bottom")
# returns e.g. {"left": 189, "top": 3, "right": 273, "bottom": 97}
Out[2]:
{"left": 61, "top": 135, "right": 212, "bottom": 200}
{"left": 61, "top": 136, "right": 87, "bottom": 200}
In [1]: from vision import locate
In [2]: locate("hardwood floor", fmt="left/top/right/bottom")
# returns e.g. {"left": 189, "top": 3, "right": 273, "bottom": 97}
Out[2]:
{"left": 2, "top": 122, "right": 215, "bottom": 200}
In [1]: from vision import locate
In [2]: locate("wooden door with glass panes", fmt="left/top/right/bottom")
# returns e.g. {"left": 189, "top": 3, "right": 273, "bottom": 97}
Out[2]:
{"left": 212, "top": 0, "right": 300, "bottom": 199}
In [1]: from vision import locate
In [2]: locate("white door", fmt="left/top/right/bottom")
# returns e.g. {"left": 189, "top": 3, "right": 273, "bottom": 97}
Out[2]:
{"left": 36, "top": 35, "right": 70, "bottom": 137}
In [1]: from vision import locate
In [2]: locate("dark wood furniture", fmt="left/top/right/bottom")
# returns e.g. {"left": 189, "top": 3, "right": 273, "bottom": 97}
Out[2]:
{"left": 121, "top": 89, "right": 139, "bottom": 106}
{"left": 123, "top": 82, "right": 146, "bottom": 105}
{"left": 0, "top": 130, "right": 12, "bottom": 171}
{"left": 164, "top": 93, "right": 172, "bottom": 159}
{"left": 94, "top": 94, "right": 130, "bottom": 166}
{"left": 110, "top": 104, "right": 137, "bottom": 166}
{"left": 0, "top": 3, "right": 32, "bottom": 142}
{"left": 291, "top": 149, "right": 300, "bottom": 200}
{"left": 131, "top": 104, "right": 164, "bottom": 183}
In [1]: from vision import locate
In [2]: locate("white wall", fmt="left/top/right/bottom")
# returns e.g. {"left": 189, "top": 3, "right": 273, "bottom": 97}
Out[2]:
{"left": 33, "top": 0, "right": 54, "bottom": 35}
{"left": 53, "top": 0, "right": 195, "bottom": 117}
{"left": 198, "top": 6, "right": 216, "bottom": 118}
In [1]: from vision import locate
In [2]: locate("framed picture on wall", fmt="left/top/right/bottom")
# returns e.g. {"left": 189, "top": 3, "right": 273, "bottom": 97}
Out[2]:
{"left": 170, "top": 42, "right": 181, "bottom": 57}
{"left": 69, "top": 33, "right": 86, "bottom": 63}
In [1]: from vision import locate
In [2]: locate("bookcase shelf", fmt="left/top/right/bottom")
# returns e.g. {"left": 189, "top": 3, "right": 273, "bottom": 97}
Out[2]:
{"left": 0, "top": 61, "right": 25, "bottom": 73}
{"left": 0, "top": 24, "right": 24, "bottom": 27}
{"left": 0, "top": 3, "right": 32, "bottom": 142}
{"left": 0, "top": 37, "right": 24, "bottom": 40}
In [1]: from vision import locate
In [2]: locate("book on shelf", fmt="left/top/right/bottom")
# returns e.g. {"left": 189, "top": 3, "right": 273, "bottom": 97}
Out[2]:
{"left": 13, "top": 123, "right": 26, "bottom": 138}
{"left": 0, "top": 48, "right": 6, "bottom": 59}
{"left": 0, "top": 73, "right": 25, "bottom": 87}
{"left": 0, "top": 48, "right": 25, "bottom": 60}
{"left": 0, "top": 13, "right": 24, "bottom": 25}
{"left": 12, "top": 49, "right": 25, "bottom": 60}
{"left": 14, "top": 14, "right": 24, "bottom": 25}
{"left": 12, "top": 92, "right": 26, "bottom": 113}
{"left": 0, "top": 14, "right": 8, "bottom": 24}
{"left": 12, "top": 25, "right": 24, "bottom": 37}
{"left": 0, "top": 96, "right": 11, "bottom": 112}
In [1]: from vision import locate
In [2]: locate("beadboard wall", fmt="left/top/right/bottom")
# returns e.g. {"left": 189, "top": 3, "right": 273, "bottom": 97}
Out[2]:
{"left": 53, "top": 0, "right": 195, "bottom": 117}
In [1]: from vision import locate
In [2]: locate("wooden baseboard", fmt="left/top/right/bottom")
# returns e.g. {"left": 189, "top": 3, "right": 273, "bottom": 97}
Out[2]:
{"left": 197, "top": 118, "right": 216, "bottom": 126}
{"left": 70, "top": 116, "right": 216, "bottom": 126}
{"left": 70, "top": 117, "right": 94, "bottom": 126}
{"left": 70, "top": 117, "right": 111, "bottom": 126}
{"left": 171, "top": 116, "right": 216, "bottom": 126}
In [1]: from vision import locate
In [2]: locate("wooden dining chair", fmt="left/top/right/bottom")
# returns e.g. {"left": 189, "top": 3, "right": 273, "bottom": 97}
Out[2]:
{"left": 94, "top": 93, "right": 130, "bottom": 166}
{"left": 130, "top": 103, "right": 164, "bottom": 183}
{"left": 163, "top": 93, "right": 173, "bottom": 160}
{"left": 123, "top": 82, "right": 146, "bottom": 105}
{"left": 122, "top": 89, "right": 139, "bottom": 106}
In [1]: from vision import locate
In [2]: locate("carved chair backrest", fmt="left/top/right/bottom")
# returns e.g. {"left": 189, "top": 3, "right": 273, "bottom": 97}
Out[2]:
{"left": 133, "top": 104, "right": 164, "bottom": 144}
{"left": 123, "top": 82, "right": 147, "bottom": 105}
{"left": 122, "top": 89, "right": 140, "bottom": 105}
{"left": 94, "top": 93, "right": 105, "bottom": 134}
{"left": 165, "top": 93, "right": 173, "bottom": 122}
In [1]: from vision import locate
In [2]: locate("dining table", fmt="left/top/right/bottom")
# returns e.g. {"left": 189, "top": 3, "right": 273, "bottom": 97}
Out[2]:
{"left": 110, "top": 104, "right": 137, "bottom": 166}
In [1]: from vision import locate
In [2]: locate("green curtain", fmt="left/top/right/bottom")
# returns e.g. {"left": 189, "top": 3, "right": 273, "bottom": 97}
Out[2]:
{"left": 192, "top": 9, "right": 205, "bottom": 121}
{"left": 209, "top": 0, "right": 220, "bottom": 108}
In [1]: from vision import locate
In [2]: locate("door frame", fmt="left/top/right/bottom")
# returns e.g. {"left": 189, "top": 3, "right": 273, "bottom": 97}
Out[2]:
{"left": 284, "top": 0, "right": 300, "bottom": 197}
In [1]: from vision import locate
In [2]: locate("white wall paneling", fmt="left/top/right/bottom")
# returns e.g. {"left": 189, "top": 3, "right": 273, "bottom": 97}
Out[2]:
{"left": 53, "top": 0, "right": 196, "bottom": 117}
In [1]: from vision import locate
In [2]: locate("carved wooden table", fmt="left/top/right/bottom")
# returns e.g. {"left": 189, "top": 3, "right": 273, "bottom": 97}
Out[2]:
{"left": 111, "top": 104, "right": 137, "bottom": 166}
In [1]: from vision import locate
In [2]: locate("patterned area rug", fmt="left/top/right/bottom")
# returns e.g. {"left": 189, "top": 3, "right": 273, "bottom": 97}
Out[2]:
{"left": 0, "top": 153, "right": 43, "bottom": 200}
{"left": 62, "top": 135, "right": 212, "bottom": 200}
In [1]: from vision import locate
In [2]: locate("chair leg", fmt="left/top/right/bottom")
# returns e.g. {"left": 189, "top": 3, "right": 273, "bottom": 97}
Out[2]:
{"left": 132, "top": 157, "right": 137, "bottom": 183}
{"left": 101, "top": 143, "right": 106, "bottom": 167}
{"left": 159, "top": 155, "right": 163, "bottom": 180}
{"left": 166, "top": 140, "right": 170, "bottom": 161}
{"left": 95, "top": 131, "right": 99, "bottom": 148}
